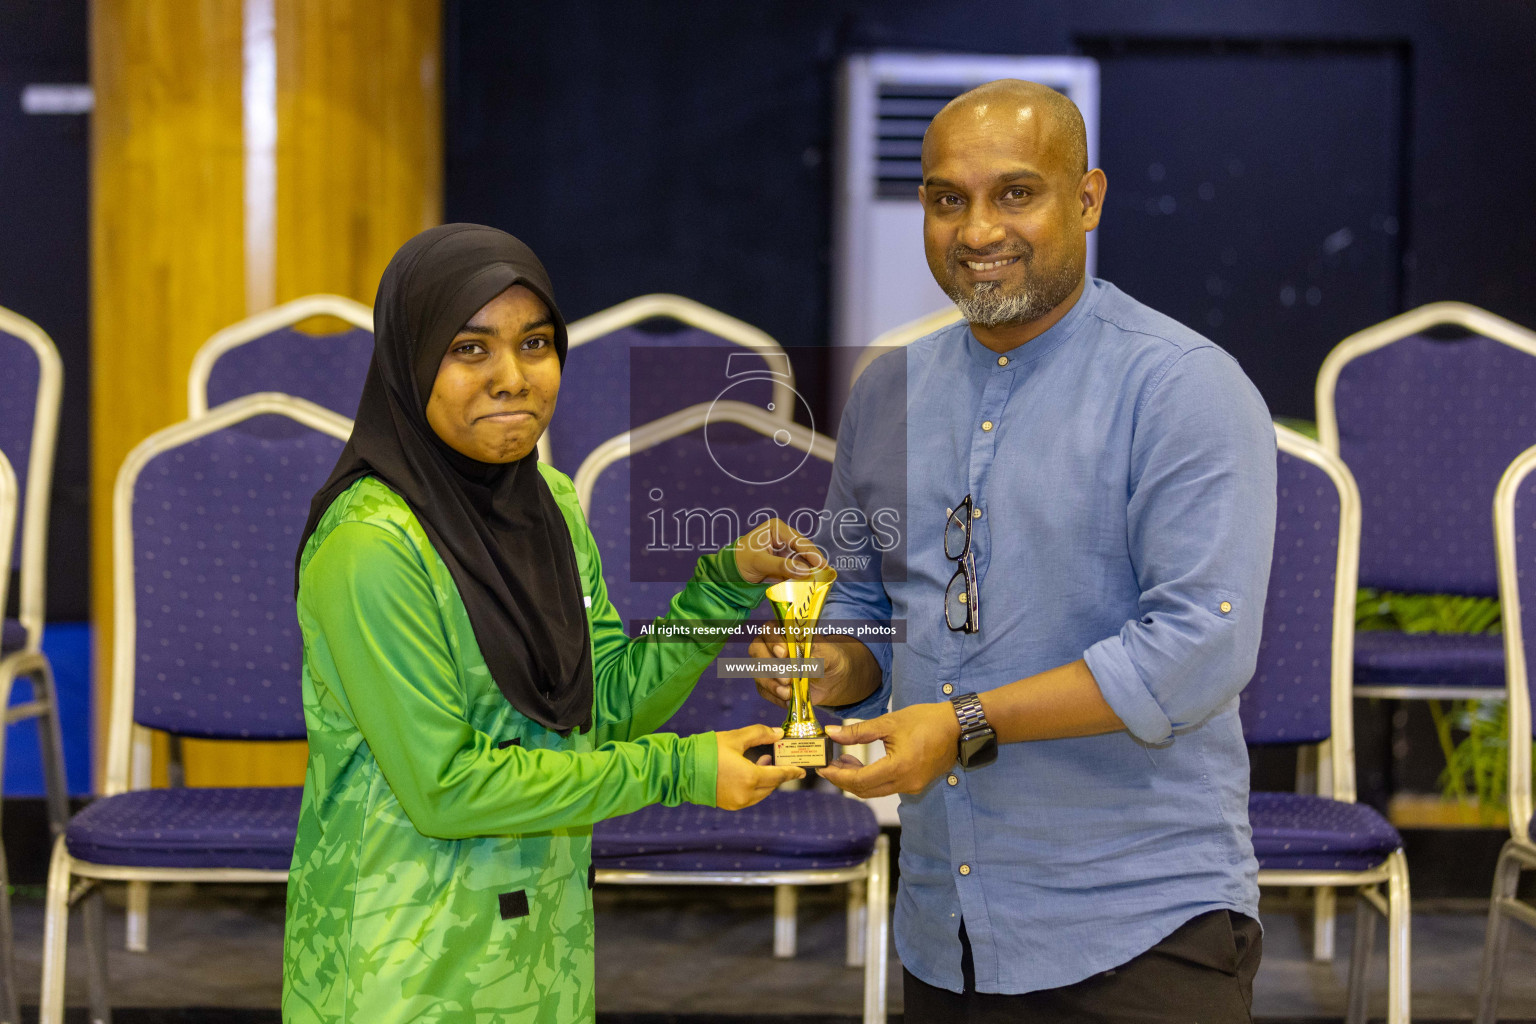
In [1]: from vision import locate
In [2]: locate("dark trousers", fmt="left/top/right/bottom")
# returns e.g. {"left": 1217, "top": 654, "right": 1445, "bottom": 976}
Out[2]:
{"left": 903, "top": 910, "right": 1263, "bottom": 1024}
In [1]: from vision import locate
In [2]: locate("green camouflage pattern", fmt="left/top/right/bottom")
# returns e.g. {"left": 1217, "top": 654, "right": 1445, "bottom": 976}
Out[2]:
{"left": 282, "top": 466, "right": 766, "bottom": 1023}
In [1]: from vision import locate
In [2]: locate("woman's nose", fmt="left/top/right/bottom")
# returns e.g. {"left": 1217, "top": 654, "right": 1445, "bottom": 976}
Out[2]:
{"left": 488, "top": 350, "right": 527, "bottom": 395}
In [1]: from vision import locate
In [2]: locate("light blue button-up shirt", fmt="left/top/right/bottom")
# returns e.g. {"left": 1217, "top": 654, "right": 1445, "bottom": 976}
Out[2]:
{"left": 821, "top": 277, "right": 1276, "bottom": 994}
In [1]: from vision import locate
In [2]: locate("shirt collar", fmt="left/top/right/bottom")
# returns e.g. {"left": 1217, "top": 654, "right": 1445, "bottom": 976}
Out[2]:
{"left": 961, "top": 275, "right": 1102, "bottom": 371}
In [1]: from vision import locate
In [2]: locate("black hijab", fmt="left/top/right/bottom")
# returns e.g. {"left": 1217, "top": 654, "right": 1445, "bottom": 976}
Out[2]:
{"left": 298, "top": 223, "right": 594, "bottom": 734}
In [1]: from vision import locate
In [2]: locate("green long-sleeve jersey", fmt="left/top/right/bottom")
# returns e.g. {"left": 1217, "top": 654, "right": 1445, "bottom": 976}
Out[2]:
{"left": 282, "top": 467, "right": 768, "bottom": 1023}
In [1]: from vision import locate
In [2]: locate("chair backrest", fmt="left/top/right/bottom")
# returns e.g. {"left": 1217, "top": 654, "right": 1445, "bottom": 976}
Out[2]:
{"left": 1317, "top": 301, "right": 1536, "bottom": 596}
{"left": 574, "top": 401, "right": 835, "bottom": 735}
{"left": 548, "top": 294, "right": 797, "bottom": 473}
{"left": 187, "top": 294, "right": 374, "bottom": 418}
{"left": 0, "top": 306, "right": 63, "bottom": 650}
{"left": 1240, "top": 424, "right": 1362, "bottom": 802}
{"left": 107, "top": 393, "right": 353, "bottom": 796}
{"left": 1495, "top": 443, "right": 1536, "bottom": 839}
{"left": 848, "top": 304, "right": 962, "bottom": 392}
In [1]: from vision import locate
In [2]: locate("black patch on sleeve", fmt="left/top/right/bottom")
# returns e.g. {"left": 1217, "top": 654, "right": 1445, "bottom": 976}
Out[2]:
{"left": 588, "top": 863, "right": 597, "bottom": 889}
{"left": 498, "top": 890, "right": 530, "bottom": 920}
{"left": 497, "top": 738, "right": 521, "bottom": 749}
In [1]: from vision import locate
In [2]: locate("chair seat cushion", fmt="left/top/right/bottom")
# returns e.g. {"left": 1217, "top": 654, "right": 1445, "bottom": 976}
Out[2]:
{"left": 593, "top": 790, "right": 879, "bottom": 872}
{"left": 1250, "top": 791, "right": 1402, "bottom": 871}
{"left": 1353, "top": 630, "right": 1504, "bottom": 689}
{"left": 65, "top": 787, "right": 301, "bottom": 871}
{"left": 1, "top": 618, "right": 25, "bottom": 655}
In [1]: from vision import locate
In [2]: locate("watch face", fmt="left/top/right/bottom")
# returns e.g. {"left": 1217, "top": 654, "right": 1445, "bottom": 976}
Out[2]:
{"left": 960, "top": 732, "right": 998, "bottom": 768}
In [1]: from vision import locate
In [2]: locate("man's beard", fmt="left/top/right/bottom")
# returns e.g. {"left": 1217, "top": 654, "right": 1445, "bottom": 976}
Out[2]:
{"left": 939, "top": 246, "right": 1081, "bottom": 328}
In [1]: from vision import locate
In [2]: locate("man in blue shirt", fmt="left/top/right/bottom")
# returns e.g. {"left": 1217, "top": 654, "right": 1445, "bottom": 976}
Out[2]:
{"left": 752, "top": 80, "right": 1276, "bottom": 1021}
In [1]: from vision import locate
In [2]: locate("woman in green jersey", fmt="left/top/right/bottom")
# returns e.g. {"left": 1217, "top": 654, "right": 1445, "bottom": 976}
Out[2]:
{"left": 282, "top": 224, "right": 815, "bottom": 1023}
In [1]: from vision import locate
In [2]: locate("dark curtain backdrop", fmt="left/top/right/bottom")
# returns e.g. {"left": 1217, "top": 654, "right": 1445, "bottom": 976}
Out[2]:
{"left": 445, "top": 0, "right": 1536, "bottom": 425}
{"left": 0, "top": 2, "right": 89, "bottom": 618}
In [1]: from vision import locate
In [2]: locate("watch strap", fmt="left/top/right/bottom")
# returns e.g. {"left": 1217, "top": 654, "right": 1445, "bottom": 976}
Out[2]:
{"left": 950, "top": 691, "right": 990, "bottom": 735}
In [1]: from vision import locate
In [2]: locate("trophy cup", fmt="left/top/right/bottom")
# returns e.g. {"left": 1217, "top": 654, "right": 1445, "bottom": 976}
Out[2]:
{"left": 765, "top": 565, "right": 838, "bottom": 768}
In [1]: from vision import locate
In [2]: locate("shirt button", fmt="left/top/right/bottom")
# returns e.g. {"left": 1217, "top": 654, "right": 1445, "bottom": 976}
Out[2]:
{"left": 942, "top": 683, "right": 955, "bottom": 695}
{"left": 947, "top": 774, "right": 959, "bottom": 786}
{"left": 1219, "top": 601, "right": 1232, "bottom": 614}
{"left": 959, "top": 863, "right": 972, "bottom": 876}
{"left": 972, "top": 507, "right": 982, "bottom": 519}
{"left": 997, "top": 355, "right": 1009, "bottom": 366}
{"left": 981, "top": 420, "right": 994, "bottom": 432}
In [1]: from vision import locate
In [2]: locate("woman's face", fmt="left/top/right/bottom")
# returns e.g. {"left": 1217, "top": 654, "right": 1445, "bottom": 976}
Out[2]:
{"left": 425, "top": 284, "right": 561, "bottom": 463}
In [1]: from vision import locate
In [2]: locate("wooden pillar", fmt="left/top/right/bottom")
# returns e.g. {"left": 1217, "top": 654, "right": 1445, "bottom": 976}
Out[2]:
{"left": 273, "top": 0, "right": 443, "bottom": 304}
{"left": 90, "top": 0, "right": 441, "bottom": 789}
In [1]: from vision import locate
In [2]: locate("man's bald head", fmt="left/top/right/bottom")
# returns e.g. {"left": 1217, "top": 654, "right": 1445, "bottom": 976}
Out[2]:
{"left": 916, "top": 78, "right": 1106, "bottom": 339}
{"left": 923, "top": 79, "right": 1088, "bottom": 179}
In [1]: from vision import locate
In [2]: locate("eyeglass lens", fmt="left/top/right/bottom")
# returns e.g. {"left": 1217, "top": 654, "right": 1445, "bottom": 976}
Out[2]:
{"left": 945, "top": 567, "right": 974, "bottom": 631}
{"left": 944, "top": 497, "right": 972, "bottom": 560}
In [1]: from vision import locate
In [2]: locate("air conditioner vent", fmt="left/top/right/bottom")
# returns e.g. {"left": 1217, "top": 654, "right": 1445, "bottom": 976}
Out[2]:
{"left": 875, "top": 84, "right": 968, "bottom": 197}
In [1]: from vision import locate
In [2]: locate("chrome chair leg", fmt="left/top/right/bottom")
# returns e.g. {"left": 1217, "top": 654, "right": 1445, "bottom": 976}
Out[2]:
{"left": 0, "top": 658, "right": 71, "bottom": 1024}
{"left": 1345, "top": 888, "right": 1376, "bottom": 1024}
{"left": 773, "top": 884, "right": 797, "bottom": 959}
{"left": 125, "top": 881, "right": 150, "bottom": 952}
{"left": 82, "top": 884, "right": 112, "bottom": 1024}
{"left": 1384, "top": 851, "right": 1412, "bottom": 1024}
{"left": 1475, "top": 842, "right": 1522, "bottom": 1024}
{"left": 1312, "top": 885, "right": 1337, "bottom": 961}
{"left": 39, "top": 836, "right": 72, "bottom": 1024}
{"left": 863, "top": 834, "right": 889, "bottom": 1024}
{"left": 846, "top": 878, "right": 867, "bottom": 967}
{"left": 33, "top": 661, "right": 71, "bottom": 836}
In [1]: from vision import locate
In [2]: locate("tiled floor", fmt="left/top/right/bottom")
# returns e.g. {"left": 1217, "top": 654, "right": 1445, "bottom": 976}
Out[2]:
{"left": 10, "top": 882, "right": 1536, "bottom": 1020}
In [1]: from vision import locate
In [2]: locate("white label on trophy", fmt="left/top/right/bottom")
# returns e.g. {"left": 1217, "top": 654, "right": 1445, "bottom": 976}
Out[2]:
{"left": 774, "top": 736, "right": 831, "bottom": 768}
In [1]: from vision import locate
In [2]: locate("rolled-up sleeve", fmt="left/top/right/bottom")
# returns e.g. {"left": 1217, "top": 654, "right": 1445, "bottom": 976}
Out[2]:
{"left": 1083, "top": 347, "right": 1276, "bottom": 744}
{"left": 816, "top": 581, "right": 895, "bottom": 721}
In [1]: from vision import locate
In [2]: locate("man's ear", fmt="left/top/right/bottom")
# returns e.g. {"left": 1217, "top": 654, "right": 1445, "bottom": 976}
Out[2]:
{"left": 1080, "top": 169, "right": 1107, "bottom": 232}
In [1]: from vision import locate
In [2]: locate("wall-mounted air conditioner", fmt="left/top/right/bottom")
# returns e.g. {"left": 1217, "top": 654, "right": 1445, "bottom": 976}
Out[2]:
{"left": 832, "top": 53, "right": 1100, "bottom": 363}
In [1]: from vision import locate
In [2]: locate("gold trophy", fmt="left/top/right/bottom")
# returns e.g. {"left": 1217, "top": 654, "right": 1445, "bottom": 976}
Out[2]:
{"left": 765, "top": 565, "right": 838, "bottom": 768}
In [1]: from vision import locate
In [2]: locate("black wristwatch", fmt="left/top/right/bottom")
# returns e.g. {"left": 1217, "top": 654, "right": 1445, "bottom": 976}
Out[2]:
{"left": 950, "top": 692, "right": 998, "bottom": 769}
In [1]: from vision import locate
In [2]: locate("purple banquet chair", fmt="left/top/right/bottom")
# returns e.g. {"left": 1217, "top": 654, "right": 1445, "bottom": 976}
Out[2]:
{"left": 177, "top": 294, "right": 371, "bottom": 939}
{"left": 0, "top": 307, "right": 70, "bottom": 1024}
{"left": 1316, "top": 302, "right": 1536, "bottom": 702}
{"left": 547, "top": 294, "right": 798, "bottom": 473}
{"left": 159, "top": 296, "right": 369, "bottom": 954}
{"left": 574, "top": 402, "right": 890, "bottom": 1024}
{"left": 1473, "top": 443, "right": 1536, "bottom": 1024}
{"left": 174, "top": 297, "right": 371, "bottom": 952}
{"left": 187, "top": 293, "right": 374, "bottom": 419}
{"left": 37, "top": 394, "right": 352, "bottom": 1024}
{"left": 142, "top": 299, "right": 371, "bottom": 956}
{"left": 1242, "top": 425, "right": 1410, "bottom": 1024}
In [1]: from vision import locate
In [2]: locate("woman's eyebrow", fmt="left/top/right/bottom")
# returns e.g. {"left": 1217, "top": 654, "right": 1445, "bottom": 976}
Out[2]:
{"left": 454, "top": 316, "right": 554, "bottom": 337}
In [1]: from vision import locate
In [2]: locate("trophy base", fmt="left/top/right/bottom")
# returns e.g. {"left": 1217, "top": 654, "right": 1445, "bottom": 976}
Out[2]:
{"left": 774, "top": 735, "right": 833, "bottom": 769}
